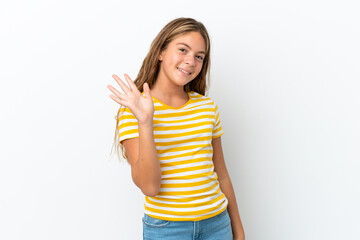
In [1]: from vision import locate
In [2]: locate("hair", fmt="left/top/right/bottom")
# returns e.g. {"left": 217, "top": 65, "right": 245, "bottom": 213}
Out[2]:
{"left": 110, "top": 17, "right": 212, "bottom": 164}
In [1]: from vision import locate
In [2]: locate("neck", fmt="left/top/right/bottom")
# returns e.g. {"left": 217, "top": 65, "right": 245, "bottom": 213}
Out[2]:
{"left": 150, "top": 78, "right": 190, "bottom": 108}
{"left": 150, "top": 78, "right": 188, "bottom": 99}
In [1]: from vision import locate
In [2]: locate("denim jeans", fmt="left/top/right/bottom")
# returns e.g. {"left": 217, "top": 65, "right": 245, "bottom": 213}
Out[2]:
{"left": 142, "top": 208, "right": 233, "bottom": 240}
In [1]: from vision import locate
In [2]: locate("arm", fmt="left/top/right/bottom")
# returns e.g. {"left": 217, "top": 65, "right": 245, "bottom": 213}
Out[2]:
{"left": 212, "top": 136, "right": 245, "bottom": 240}
{"left": 122, "top": 124, "right": 161, "bottom": 197}
{"left": 108, "top": 74, "right": 161, "bottom": 197}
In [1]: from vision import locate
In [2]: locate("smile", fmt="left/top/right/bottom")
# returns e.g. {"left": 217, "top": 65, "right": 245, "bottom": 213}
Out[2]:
{"left": 177, "top": 67, "right": 191, "bottom": 75}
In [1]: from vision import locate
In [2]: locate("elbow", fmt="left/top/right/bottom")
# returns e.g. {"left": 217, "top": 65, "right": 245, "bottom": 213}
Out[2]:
{"left": 132, "top": 174, "right": 161, "bottom": 197}
{"left": 142, "top": 183, "right": 160, "bottom": 197}
{"left": 142, "top": 175, "right": 161, "bottom": 197}
{"left": 143, "top": 190, "right": 159, "bottom": 197}
{"left": 131, "top": 163, "right": 161, "bottom": 197}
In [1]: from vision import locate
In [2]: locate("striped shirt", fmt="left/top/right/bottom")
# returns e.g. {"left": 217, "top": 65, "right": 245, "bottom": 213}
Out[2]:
{"left": 118, "top": 91, "right": 228, "bottom": 221}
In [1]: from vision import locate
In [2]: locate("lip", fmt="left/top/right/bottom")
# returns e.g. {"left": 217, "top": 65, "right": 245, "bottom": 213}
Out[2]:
{"left": 177, "top": 67, "right": 192, "bottom": 75}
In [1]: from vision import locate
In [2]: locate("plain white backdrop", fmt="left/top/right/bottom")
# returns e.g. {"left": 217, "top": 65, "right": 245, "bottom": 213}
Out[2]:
{"left": 1, "top": 0, "right": 359, "bottom": 239}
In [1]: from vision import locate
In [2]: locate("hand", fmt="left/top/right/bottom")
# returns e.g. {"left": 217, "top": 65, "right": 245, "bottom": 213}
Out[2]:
{"left": 107, "top": 74, "right": 154, "bottom": 126}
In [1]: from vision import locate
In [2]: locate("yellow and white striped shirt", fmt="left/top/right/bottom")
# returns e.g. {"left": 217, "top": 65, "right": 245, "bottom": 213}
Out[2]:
{"left": 118, "top": 91, "right": 228, "bottom": 221}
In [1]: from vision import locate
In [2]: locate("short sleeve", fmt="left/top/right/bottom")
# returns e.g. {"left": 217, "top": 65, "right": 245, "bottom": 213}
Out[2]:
{"left": 118, "top": 107, "right": 139, "bottom": 143}
{"left": 212, "top": 102, "right": 224, "bottom": 139}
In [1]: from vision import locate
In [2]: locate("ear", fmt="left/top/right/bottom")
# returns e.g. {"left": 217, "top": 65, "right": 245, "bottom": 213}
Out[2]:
{"left": 159, "top": 50, "right": 164, "bottom": 61}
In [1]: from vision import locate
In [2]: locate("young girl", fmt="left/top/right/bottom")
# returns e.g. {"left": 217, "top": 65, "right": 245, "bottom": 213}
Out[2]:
{"left": 107, "top": 17, "right": 245, "bottom": 240}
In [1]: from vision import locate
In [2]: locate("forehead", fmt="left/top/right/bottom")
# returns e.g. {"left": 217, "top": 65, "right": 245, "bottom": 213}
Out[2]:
{"left": 171, "top": 32, "right": 206, "bottom": 52}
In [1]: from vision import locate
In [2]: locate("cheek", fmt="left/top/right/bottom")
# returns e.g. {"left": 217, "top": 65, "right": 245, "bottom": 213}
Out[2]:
{"left": 196, "top": 63, "right": 204, "bottom": 73}
{"left": 174, "top": 54, "right": 185, "bottom": 64}
{"left": 165, "top": 56, "right": 180, "bottom": 69}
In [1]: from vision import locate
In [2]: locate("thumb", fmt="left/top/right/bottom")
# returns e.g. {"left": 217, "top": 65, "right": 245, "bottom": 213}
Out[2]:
{"left": 143, "top": 82, "right": 152, "bottom": 99}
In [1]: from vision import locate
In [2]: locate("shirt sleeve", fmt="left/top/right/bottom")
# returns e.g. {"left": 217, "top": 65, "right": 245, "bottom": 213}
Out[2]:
{"left": 118, "top": 107, "right": 139, "bottom": 143}
{"left": 212, "top": 102, "right": 224, "bottom": 139}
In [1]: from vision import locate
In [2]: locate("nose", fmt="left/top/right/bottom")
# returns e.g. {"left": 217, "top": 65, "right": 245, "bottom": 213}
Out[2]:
{"left": 185, "top": 54, "right": 196, "bottom": 66}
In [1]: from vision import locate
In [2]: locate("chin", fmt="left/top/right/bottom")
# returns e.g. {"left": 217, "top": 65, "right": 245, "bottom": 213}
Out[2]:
{"left": 175, "top": 79, "right": 193, "bottom": 87}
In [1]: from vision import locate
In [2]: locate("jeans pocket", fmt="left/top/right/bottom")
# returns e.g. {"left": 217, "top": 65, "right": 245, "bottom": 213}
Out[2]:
{"left": 143, "top": 214, "right": 170, "bottom": 228}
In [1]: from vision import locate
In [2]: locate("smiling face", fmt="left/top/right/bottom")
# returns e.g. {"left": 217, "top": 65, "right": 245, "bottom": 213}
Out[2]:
{"left": 157, "top": 31, "right": 206, "bottom": 89}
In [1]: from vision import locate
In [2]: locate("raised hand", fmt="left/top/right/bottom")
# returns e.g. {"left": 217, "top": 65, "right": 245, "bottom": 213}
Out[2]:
{"left": 107, "top": 74, "right": 154, "bottom": 126}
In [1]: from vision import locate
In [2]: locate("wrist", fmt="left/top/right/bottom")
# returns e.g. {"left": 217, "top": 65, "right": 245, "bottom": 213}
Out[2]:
{"left": 138, "top": 121, "right": 153, "bottom": 129}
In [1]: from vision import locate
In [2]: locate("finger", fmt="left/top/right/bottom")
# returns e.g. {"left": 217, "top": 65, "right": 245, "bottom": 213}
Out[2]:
{"left": 143, "top": 82, "right": 152, "bottom": 99}
{"left": 107, "top": 84, "right": 126, "bottom": 100}
{"left": 112, "top": 74, "right": 131, "bottom": 94}
{"left": 109, "top": 94, "right": 128, "bottom": 107}
{"left": 124, "top": 74, "right": 139, "bottom": 93}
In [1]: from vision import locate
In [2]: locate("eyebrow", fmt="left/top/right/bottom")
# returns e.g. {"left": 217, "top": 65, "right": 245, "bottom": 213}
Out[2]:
{"left": 176, "top": 43, "right": 206, "bottom": 54}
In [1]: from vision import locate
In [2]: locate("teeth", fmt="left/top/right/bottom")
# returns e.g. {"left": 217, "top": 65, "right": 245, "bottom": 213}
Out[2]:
{"left": 178, "top": 68, "right": 190, "bottom": 75}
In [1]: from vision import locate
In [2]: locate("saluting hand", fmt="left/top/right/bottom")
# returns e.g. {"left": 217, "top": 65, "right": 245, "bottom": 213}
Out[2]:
{"left": 107, "top": 74, "right": 154, "bottom": 126}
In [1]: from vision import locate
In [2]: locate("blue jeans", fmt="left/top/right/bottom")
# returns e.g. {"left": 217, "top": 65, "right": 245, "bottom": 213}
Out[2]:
{"left": 142, "top": 208, "right": 233, "bottom": 240}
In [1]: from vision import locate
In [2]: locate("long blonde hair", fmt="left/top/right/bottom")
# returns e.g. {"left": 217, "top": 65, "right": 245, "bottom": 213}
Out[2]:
{"left": 111, "top": 17, "right": 212, "bottom": 164}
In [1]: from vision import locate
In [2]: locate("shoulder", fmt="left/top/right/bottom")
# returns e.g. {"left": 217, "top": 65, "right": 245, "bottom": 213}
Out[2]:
{"left": 189, "top": 91, "right": 216, "bottom": 105}
{"left": 118, "top": 106, "right": 137, "bottom": 122}
{"left": 189, "top": 91, "right": 219, "bottom": 113}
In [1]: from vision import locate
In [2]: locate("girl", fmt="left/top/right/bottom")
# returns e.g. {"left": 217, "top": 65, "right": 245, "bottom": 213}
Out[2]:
{"left": 107, "top": 17, "right": 245, "bottom": 240}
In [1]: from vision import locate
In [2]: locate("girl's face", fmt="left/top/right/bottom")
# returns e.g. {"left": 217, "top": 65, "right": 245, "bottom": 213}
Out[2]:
{"left": 158, "top": 31, "right": 206, "bottom": 89}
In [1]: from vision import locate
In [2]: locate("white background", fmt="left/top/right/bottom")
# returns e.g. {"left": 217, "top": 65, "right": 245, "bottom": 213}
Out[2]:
{"left": 1, "top": 0, "right": 359, "bottom": 239}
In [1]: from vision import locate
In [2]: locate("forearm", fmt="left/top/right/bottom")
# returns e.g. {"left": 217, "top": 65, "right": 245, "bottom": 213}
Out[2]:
{"left": 134, "top": 123, "right": 161, "bottom": 196}
{"left": 219, "top": 175, "right": 245, "bottom": 240}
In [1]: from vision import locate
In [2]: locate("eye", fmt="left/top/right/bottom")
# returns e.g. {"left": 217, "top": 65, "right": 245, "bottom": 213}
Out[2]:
{"left": 179, "top": 48, "right": 186, "bottom": 53}
{"left": 196, "top": 55, "right": 204, "bottom": 61}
